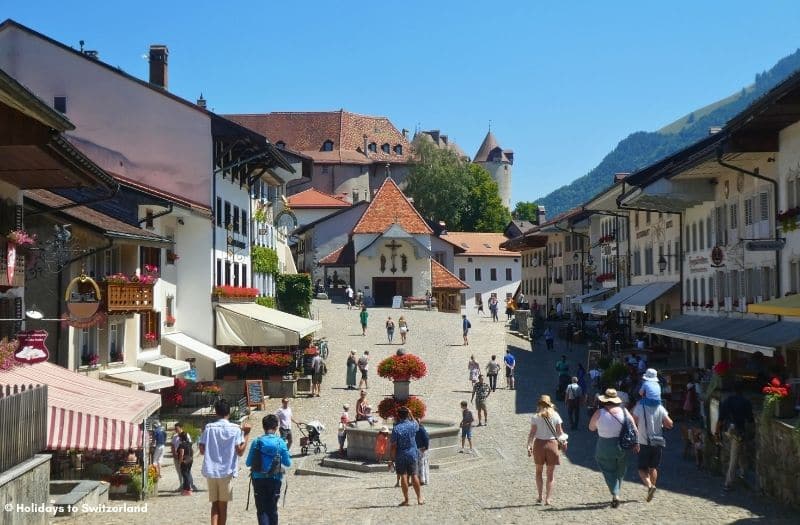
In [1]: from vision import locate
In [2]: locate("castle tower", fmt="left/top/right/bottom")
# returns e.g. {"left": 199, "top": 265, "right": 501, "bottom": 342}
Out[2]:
{"left": 473, "top": 130, "right": 513, "bottom": 209}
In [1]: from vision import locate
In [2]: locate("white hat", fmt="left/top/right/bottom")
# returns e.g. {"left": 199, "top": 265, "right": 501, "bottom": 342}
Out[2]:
{"left": 643, "top": 368, "right": 658, "bottom": 381}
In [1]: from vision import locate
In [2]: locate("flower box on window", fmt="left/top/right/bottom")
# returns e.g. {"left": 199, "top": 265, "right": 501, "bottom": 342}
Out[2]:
{"left": 212, "top": 286, "right": 259, "bottom": 303}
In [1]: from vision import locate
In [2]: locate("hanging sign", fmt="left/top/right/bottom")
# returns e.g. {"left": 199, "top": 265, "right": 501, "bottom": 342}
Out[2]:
{"left": 15, "top": 330, "right": 49, "bottom": 364}
{"left": 745, "top": 239, "right": 786, "bottom": 252}
{"left": 64, "top": 274, "right": 101, "bottom": 321}
{"left": 6, "top": 242, "right": 15, "bottom": 285}
{"left": 710, "top": 246, "right": 725, "bottom": 267}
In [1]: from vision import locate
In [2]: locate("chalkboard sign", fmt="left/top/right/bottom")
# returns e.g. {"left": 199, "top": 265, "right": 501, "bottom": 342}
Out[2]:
{"left": 245, "top": 380, "right": 264, "bottom": 408}
{"left": 392, "top": 295, "right": 403, "bottom": 309}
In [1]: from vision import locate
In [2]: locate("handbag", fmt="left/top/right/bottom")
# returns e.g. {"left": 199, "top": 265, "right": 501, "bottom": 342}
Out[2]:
{"left": 642, "top": 405, "right": 666, "bottom": 448}
{"left": 542, "top": 415, "right": 568, "bottom": 451}
{"left": 611, "top": 408, "right": 638, "bottom": 450}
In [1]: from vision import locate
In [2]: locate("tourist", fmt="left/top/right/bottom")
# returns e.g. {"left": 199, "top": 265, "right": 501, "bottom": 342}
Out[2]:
{"left": 245, "top": 414, "right": 292, "bottom": 525}
{"left": 338, "top": 404, "right": 352, "bottom": 456}
{"left": 398, "top": 315, "right": 409, "bottom": 344}
{"left": 637, "top": 354, "right": 648, "bottom": 374}
{"left": 356, "top": 390, "right": 376, "bottom": 425}
{"left": 485, "top": 355, "right": 501, "bottom": 392}
{"left": 504, "top": 349, "right": 516, "bottom": 390}
{"left": 639, "top": 368, "right": 662, "bottom": 407}
{"left": 555, "top": 355, "right": 570, "bottom": 399}
{"left": 388, "top": 406, "right": 423, "bottom": 506}
{"left": 715, "top": 382, "right": 754, "bottom": 492}
{"left": 505, "top": 297, "right": 515, "bottom": 321}
{"left": 564, "top": 377, "right": 583, "bottom": 430}
{"left": 346, "top": 284, "right": 354, "bottom": 309}
{"left": 489, "top": 296, "right": 499, "bottom": 322}
{"left": 632, "top": 397, "right": 673, "bottom": 502}
{"left": 415, "top": 421, "right": 430, "bottom": 486}
{"left": 360, "top": 305, "right": 369, "bottom": 336}
{"left": 544, "top": 326, "right": 555, "bottom": 350}
{"left": 374, "top": 425, "right": 390, "bottom": 464}
{"left": 425, "top": 290, "right": 433, "bottom": 310}
{"left": 527, "top": 395, "right": 565, "bottom": 505}
{"left": 386, "top": 315, "right": 395, "bottom": 343}
{"left": 577, "top": 363, "right": 588, "bottom": 393}
{"left": 471, "top": 374, "right": 491, "bottom": 426}
{"left": 276, "top": 398, "right": 298, "bottom": 450}
{"left": 151, "top": 421, "right": 166, "bottom": 479}
{"left": 588, "top": 388, "right": 639, "bottom": 508}
{"left": 311, "top": 352, "right": 325, "bottom": 397}
{"left": 555, "top": 300, "right": 563, "bottom": 319}
{"left": 462, "top": 314, "right": 472, "bottom": 345}
{"left": 176, "top": 431, "right": 194, "bottom": 496}
{"left": 468, "top": 355, "right": 480, "bottom": 387}
{"left": 358, "top": 351, "right": 370, "bottom": 390}
{"left": 565, "top": 321, "right": 575, "bottom": 352}
{"left": 172, "top": 422, "right": 196, "bottom": 492}
{"left": 477, "top": 297, "right": 485, "bottom": 316}
{"left": 199, "top": 399, "right": 251, "bottom": 525}
{"left": 346, "top": 350, "right": 357, "bottom": 390}
{"left": 459, "top": 401, "right": 474, "bottom": 453}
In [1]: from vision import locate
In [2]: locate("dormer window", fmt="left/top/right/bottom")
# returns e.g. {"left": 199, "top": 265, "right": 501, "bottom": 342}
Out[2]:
{"left": 322, "top": 140, "right": 334, "bottom": 151}
{"left": 381, "top": 143, "right": 390, "bottom": 154}
{"left": 394, "top": 144, "right": 403, "bottom": 155}
{"left": 276, "top": 141, "right": 286, "bottom": 149}
{"left": 368, "top": 142, "right": 377, "bottom": 153}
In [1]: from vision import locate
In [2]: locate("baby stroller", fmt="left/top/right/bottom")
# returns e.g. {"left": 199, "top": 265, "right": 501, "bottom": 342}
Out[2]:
{"left": 297, "top": 420, "right": 327, "bottom": 455}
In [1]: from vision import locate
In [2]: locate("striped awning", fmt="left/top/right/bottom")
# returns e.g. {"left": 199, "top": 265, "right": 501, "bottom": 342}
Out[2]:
{"left": 0, "top": 361, "right": 160, "bottom": 450}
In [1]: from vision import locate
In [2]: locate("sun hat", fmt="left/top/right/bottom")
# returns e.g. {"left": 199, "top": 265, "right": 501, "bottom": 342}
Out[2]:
{"left": 643, "top": 368, "right": 659, "bottom": 381}
{"left": 379, "top": 425, "right": 390, "bottom": 433}
{"left": 343, "top": 404, "right": 350, "bottom": 410}
{"left": 537, "top": 394, "right": 555, "bottom": 408}
{"left": 598, "top": 388, "right": 623, "bottom": 404}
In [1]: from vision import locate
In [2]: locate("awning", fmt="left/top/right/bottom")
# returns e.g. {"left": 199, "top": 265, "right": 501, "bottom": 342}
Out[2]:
{"left": 644, "top": 315, "right": 777, "bottom": 356}
{"left": 621, "top": 282, "right": 679, "bottom": 312}
{"left": 0, "top": 362, "right": 160, "bottom": 450}
{"left": 163, "top": 332, "right": 230, "bottom": 367}
{"left": 100, "top": 367, "right": 175, "bottom": 391}
{"left": 578, "top": 301, "right": 604, "bottom": 314}
{"left": 571, "top": 288, "right": 611, "bottom": 304}
{"left": 591, "top": 284, "right": 650, "bottom": 315}
{"left": 747, "top": 294, "right": 800, "bottom": 317}
{"left": 216, "top": 303, "right": 322, "bottom": 346}
{"left": 141, "top": 356, "right": 191, "bottom": 376}
{"left": 727, "top": 321, "right": 800, "bottom": 354}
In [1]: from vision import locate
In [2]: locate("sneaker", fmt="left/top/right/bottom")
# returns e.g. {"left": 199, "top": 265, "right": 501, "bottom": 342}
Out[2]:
{"left": 181, "top": 490, "right": 192, "bottom": 496}
{"left": 646, "top": 486, "right": 656, "bottom": 502}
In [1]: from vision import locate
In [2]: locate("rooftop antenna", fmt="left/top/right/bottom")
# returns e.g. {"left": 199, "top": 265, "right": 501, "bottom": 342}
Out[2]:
{"left": 488, "top": 119, "right": 492, "bottom": 132}
{"left": 79, "top": 40, "right": 85, "bottom": 52}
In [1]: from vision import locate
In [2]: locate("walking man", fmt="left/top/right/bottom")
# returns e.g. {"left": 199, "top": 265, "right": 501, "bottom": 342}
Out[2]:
{"left": 633, "top": 398, "right": 673, "bottom": 501}
{"left": 485, "top": 355, "right": 501, "bottom": 392}
{"left": 310, "top": 352, "right": 324, "bottom": 397}
{"left": 462, "top": 314, "right": 472, "bottom": 345}
{"left": 564, "top": 377, "right": 583, "bottom": 430}
{"left": 172, "top": 422, "right": 197, "bottom": 492}
{"left": 246, "top": 414, "right": 292, "bottom": 525}
{"left": 199, "top": 399, "right": 251, "bottom": 525}
{"left": 276, "top": 398, "right": 298, "bottom": 450}
{"left": 346, "top": 285, "right": 354, "bottom": 309}
{"left": 357, "top": 351, "right": 370, "bottom": 390}
{"left": 504, "top": 349, "right": 516, "bottom": 390}
{"left": 460, "top": 401, "right": 475, "bottom": 452}
{"left": 471, "top": 374, "right": 492, "bottom": 426}
{"left": 388, "top": 407, "right": 424, "bottom": 506}
{"left": 544, "top": 326, "right": 555, "bottom": 351}
{"left": 715, "top": 382, "right": 754, "bottom": 492}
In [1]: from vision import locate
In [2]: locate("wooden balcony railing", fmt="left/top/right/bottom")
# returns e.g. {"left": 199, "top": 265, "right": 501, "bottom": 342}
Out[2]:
{"left": 104, "top": 282, "right": 154, "bottom": 312}
{"left": 0, "top": 254, "right": 25, "bottom": 288}
{"left": 0, "top": 384, "right": 47, "bottom": 472}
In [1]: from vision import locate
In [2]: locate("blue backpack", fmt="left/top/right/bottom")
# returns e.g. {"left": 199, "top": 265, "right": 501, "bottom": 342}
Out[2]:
{"left": 612, "top": 410, "right": 638, "bottom": 450}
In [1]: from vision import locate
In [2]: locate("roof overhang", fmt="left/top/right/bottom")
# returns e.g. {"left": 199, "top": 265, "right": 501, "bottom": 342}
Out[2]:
{"left": 358, "top": 223, "right": 432, "bottom": 259}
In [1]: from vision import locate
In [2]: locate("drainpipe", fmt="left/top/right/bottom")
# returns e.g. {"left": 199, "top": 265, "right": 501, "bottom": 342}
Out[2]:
{"left": 716, "top": 149, "right": 781, "bottom": 302}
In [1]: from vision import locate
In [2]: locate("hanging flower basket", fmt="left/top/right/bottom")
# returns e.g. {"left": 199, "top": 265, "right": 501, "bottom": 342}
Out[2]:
{"left": 377, "top": 396, "right": 427, "bottom": 420}
{"left": 6, "top": 229, "right": 36, "bottom": 246}
{"left": 377, "top": 353, "right": 428, "bottom": 382}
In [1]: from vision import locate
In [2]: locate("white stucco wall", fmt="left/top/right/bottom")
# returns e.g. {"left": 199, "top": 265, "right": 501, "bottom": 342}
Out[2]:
{"left": 778, "top": 120, "right": 800, "bottom": 295}
{"left": 430, "top": 236, "right": 456, "bottom": 271}
{"left": 294, "top": 208, "right": 345, "bottom": 228}
{"left": 454, "top": 255, "right": 519, "bottom": 306}
{"left": 178, "top": 212, "right": 215, "bottom": 346}
{"left": 353, "top": 236, "right": 432, "bottom": 298}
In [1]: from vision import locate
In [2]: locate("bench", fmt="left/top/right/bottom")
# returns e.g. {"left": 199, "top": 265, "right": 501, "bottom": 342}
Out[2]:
{"left": 403, "top": 297, "right": 436, "bottom": 308}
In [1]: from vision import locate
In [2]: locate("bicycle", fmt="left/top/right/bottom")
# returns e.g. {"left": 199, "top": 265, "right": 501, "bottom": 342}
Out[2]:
{"left": 315, "top": 338, "right": 329, "bottom": 359}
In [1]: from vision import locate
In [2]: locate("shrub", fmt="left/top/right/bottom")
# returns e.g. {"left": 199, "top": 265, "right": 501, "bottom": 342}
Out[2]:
{"left": 252, "top": 246, "right": 279, "bottom": 275}
{"left": 255, "top": 296, "right": 276, "bottom": 309}
{"left": 276, "top": 273, "right": 313, "bottom": 317}
{"left": 600, "top": 362, "right": 628, "bottom": 388}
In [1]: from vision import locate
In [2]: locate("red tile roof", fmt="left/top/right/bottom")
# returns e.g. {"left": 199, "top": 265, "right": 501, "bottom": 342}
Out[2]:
{"left": 431, "top": 259, "right": 469, "bottom": 290}
{"left": 318, "top": 242, "right": 355, "bottom": 265}
{"left": 352, "top": 178, "right": 433, "bottom": 234}
{"left": 440, "top": 232, "right": 520, "bottom": 257}
{"left": 225, "top": 110, "right": 413, "bottom": 165}
{"left": 287, "top": 188, "right": 350, "bottom": 209}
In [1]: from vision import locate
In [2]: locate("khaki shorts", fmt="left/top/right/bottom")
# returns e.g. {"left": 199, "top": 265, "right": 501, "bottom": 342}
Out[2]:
{"left": 206, "top": 475, "right": 234, "bottom": 502}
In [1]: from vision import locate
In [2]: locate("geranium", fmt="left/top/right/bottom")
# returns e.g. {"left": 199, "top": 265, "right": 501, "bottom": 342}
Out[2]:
{"left": 712, "top": 361, "right": 731, "bottom": 376}
{"left": 174, "top": 377, "right": 188, "bottom": 391}
{"left": 377, "top": 353, "right": 428, "bottom": 381}
{"left": 0, "top": 337, "right": 19, "bottom": 371}
{"left": 213, "top": 285, "right": 260, "bottom": 298}
{"left": 144, "top": 264, "right": 159, "bottom": 274}
{"left": 104, "top": 273, "right": 130, "bottom": 284}
{"left": 598, "top": 234, "right": 615, "bottom": 244}
{"left": 144, "top": 332, "right": 157, "bottom": 342}
{"left": 377, "top": 396, "right": 427, "bottom": 420}
{"left": 196, "top": 382, "right": 222, "bottom": 395}
{"left": 88, "top": 354, "right": 100, "bottom": 366}
{"left": 230, "top": 352, "right": 293, "bottom": 368}
{"left": 6, "top": 229, "right": 36, "bottom": 246}
{"left": 165, "top": 315, "right": 176, "bottom": 326}
{"left": 595, "top": 272, "right": 615, "bottom": 283}
{"left": 762, "top": 377, "right": 790, "bottom": 398}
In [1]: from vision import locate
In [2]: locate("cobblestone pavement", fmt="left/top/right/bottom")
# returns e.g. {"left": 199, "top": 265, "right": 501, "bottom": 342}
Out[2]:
{"left": 54, "top": 300, "right": 796, "bottom": 524}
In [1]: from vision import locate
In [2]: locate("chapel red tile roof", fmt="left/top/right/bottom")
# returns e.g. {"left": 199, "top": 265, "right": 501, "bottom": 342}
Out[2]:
{"left": 440, "top": 232, "right": 520, "bottom": 257}
{"left": 352, "top": 178, "right": 433, "bottom": 234}
{"left": 287, "top": 188, "right": 350, "bottom": 209}
{"left": 318, "top": 242, "right": 355, "bottom": 265}
{"left": 431, "top": 259, "right": 469, "bottom": 290}
{"left": 224, "top": 110, "right": 413, "bottom": 165}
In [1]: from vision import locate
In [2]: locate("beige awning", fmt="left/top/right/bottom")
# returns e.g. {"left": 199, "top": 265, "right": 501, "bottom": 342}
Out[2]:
{"left": 162, "top": 332, "right": 230, "bottom": 368}
{"left": 216, "top": 303, "right": 321, "bottom": 346}
{"left": 100, "top": 367, "right": 175, "bottom": 391}
{"left": 141, "top": 356, "right": 191, "bottom": 376}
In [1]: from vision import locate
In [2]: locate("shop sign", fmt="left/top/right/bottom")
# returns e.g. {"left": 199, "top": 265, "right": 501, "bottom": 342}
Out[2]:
{"left": 689, "top": 255, "right": 709, "bottom": 274}
{"left": 745, "top": 239, "right": 786, "bottom": 252}
{"left": 14, "top": 330, "right": 49, "bottom": 364}
{"left": 710, "top": 246, "right": 725, "bottom": 267}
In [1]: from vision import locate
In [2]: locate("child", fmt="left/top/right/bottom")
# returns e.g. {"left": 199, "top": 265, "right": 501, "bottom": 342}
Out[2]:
{"left": 639, "top": 368, "right": 662, "bottom": 406}
{"left": 338, "top": 404, "right": 351, "bottom": 457}
{"left": 459, "top": 401, "right": 474, "bottom": 453}
{"left": 374, "top": 425, "right": 390, "bottom": 462}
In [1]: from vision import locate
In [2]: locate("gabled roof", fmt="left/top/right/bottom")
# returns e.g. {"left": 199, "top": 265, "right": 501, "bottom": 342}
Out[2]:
{"left": 440, "top": 232, "right": 519, "bottom": 257}
{"left": 318, "top": 241, "right": 355, "bottom": 266}
{"left": 225, "top": 110, "right": 413, "bottom": 165}
{"left": 293, "top": 200, "right": 368, "bottom": 235}
{"left": 473, "top": 131, "right": 512, "bottom": 164}
{"left": 352, "top": 178, "right": 433, "bottom": 234}
{"left": 287, "top": 188, "right": 350, "bottom": 209}
{"left": 431, "top": 259, "right": 469, "bottom": 290}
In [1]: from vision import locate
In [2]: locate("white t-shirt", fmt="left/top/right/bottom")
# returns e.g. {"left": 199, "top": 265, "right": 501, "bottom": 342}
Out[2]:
{"left": 276, "top": 407, "right": 293, "bottom": 430}
{"left": 633, "top": 403, "right": 669, "bottom": 445}
{"left": 596, "top": 407, "right": 628, "bottom": 438}
{"left": 530, "top": 412, "right": 563, "bottom": 440}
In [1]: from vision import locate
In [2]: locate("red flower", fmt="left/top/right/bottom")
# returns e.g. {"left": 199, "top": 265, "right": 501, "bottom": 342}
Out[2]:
{"left": 762, "top": 377, "right": 790, "bottom": 398}
{"left": 230, "top": 352, "right": 293, "bottom": 367}
{"left": 377, "top": 396, "right": 427, "bottom": 420}
{"left": 213, "top": 286, "right": 260, "bottom": 298}
{"left": 377, "top": 354, "right": 428, "bottom": 381}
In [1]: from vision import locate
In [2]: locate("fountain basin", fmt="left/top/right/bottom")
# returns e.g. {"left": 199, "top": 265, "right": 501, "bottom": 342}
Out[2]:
{"left": 345, "top": 418, "right": 460, "bottom": 462}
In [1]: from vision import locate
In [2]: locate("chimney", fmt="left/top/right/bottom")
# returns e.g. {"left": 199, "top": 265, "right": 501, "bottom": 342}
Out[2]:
{"left": 401, "top": 128, "right": 409, "bottom": 138}
{"left": 441, "top": 134, "right": 449, "bottom": 145}
{"left": 708, "top": 126, "right": 722, "bottom": 135}
{"left": 196, "top": 94, "right": 207, "bottom": 109}
{"left": 536, "top": 206, "right": 546, "bottom": 225}
{"left": 614, "top": 172, "right": 630, "bottom": 183}
{"left": 148, "top": 45, "right": 169, "bottom": 89}
{"left": 363, "top": 134, "right": 368, "bottom": 156}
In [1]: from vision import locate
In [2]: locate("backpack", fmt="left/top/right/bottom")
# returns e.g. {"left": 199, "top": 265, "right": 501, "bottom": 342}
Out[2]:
{"left": 611, "top": 409, "right": 638, "bottom": 450}
{"left": 566, "top": 384, "right": 581, "bottom": 401}
{"left": 250, "top": 438, "right": 285, "bottom": 477}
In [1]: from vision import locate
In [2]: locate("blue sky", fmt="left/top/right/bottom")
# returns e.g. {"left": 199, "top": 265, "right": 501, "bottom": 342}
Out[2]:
{"left": 6, "top": 1, "right": 800, "bottom": 205}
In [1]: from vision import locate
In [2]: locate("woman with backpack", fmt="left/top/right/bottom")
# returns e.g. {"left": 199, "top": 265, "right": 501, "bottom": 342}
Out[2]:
{"left": 588, "top": 388, "right": 639, "bottom": 508}
{"left": 176, "top": 432, "right": 194, "bottom": 496}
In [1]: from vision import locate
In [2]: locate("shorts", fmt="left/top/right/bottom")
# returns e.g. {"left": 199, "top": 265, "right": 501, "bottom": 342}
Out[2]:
{"left": 279, "top": 428, "right": 292, "bottom": 441}
{"left": 463, "top": 330, "right": 469, "bottom": 337}
{"left": 394, "top": 459, "right": 416, "bottom": 476}
{"left": 360, "top": 369, "right": 368, "bottom": 380}
{"left": 461, "top": 426, "right": 472, "bottom": 439}
{"left": 152, "top": 444, "right": 164, "bottom": 465}
{"left": 312, "top": 372, "right": 323, "bottom": 384}
{"left": 505, "top": 367, "right": 514, "bottom": 377}
{"left": 476, "top": 400, "right": 487, "bottom": 411}
{"left": 637, "top": 444, "right": 663, "bottom": 470}
{"left": 533, "top": 439, "right": 560, "bottom": 466}
{"left": 206, "top": 475, "right": 234, "bottom": 502}
{"left": 400, "top": 327, "right": 408, "bottom": 333}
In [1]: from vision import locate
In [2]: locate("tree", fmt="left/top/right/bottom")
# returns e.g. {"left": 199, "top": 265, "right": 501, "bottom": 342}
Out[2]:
{"left": 512, "top": 201, "right": 539, "bottom": 222}
{"left": 405, "top": 139, "right": 510, "bottom": 232}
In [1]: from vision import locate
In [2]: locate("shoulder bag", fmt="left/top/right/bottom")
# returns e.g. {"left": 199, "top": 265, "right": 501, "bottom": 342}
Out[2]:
{"left": 642, "top": 405, "right": 666, "bottom": 448}
{"left": 541, "top": 415, "right": 568, "bottom": 451}
{"left": 611, "top": 408, "right": 638, "bottom": 450}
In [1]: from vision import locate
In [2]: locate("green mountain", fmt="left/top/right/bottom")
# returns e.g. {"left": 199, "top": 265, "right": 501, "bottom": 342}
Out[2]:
{"left": 537, "top": 49, "right": 800, "bottom": 216}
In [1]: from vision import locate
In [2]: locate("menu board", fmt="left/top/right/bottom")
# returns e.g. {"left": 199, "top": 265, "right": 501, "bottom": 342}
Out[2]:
{"left": 392, "top": 296, "right": 403, "bottom": 309}
{"left": 245, "top": 380, "right": 264, "bottom": 408}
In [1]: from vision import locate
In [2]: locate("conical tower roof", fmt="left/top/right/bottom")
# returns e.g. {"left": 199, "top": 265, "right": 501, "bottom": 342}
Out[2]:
{"left": 474, "top": 131, "right": 511, "bottom": 163}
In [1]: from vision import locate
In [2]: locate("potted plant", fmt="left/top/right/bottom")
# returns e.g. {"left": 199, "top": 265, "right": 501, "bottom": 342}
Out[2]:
{"left": 166, "top": 252, "right": 180, "bottom": 263}
{"left": 377, "top": 396, "right": 427, "bottom": 420}
{"left": 762, "top": 377, "right": 794, "bottom": 418}
{"left": 165, "top": 315, "right": 176, "bottom": 327}
{"left": 377, "top": 353, "right": 427, "bottom": 400}
{"left": 0, "top": 337, "right": 19, "bottom": 371}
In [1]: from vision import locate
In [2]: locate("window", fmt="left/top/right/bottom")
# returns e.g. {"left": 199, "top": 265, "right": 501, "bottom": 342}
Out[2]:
{"left": 145, "top": 209, "right": 154, "bottom": 229}
{"left": 233, "top": 205, "right": 240, "bottom": 233}
{"left": 459, "top": 268, "right": 466, "bottom": 281}
{"left": 475, "top": 268, "right": 482, "bottom": 281}
{"left": 241, "top": 209, "right": 248, "bottom": 237}
{"left": 394, "top": 144, "right": 403, "bottom": 155}
{"left": 692, "top": 223, "right": 697, "bottom": 252}
{"left": 140, "top": 311, "right": 161, "bottom": 349}
{"left": 692, "top": 278, "right": 698, "bottom": 304}
{"left": 762, "top": 266, "right": 772, "bottom": 299}
{"left": 368, "top": 142, "right": 377, "bottom": 153}
{"left": 242, "top": 264, "right": 248, "bottom": 288}
{"left": 166, "top": 295, "right": 174, "bottom": 320}
{"left": 78, "top": 327, "right": 98, "bottom": 367}
{"left": 104, "top": 247, "right": 120, "bottom": 275}
{"left": 699, "top": 221, "right": 705, "bottom": 251}
{"left": 224, "top": 201, "right": 232, "bottom": 228}
{"left": 729, "top": 203, "right": 738, "bottom": 230}
{"left": 759, "top": 192, "right": 769, "bottom": 221}
{"left": 233, "top": 262, "right": 240, "bottom": 287}
{"left": 565, "top": 235, "right": 572, "bottom": 252}
{"left": 322, "top": 140, "right": 334, "bottom": 151}
{"left": 646, "top": 211, "right": 651, "bottom": 224}
{"left": 109, "top": 323, "right": 124, "bottom": 363}
{"left": 490, "top": 268, "right": 497, "bottom": 281}
{"left": 708, "top": 276, "right": 714, "bottom": 304}
{"left": 635, "top": 212, "right": 640, "bottom": 229}
{"left": 381, "top": 143, "right": 390, "bottom": 154}
{"left": 685, "top": 225, "right": 690, "bottom": 249}
{"left": 744, "top": 198, "right": 754, "bottom": 226}
{"left": 506, "top": 268, "right": 512, "bottom": 281}
{"left": 216, "top": 197, "right": 223, "bottom": 227}
{"left": 706, "top": 218, "right": 712, "bottom": 248}
{"left": 633, "top": 250, "right": 641, "bottom": 276}
{"left": 352, "top": 190, "right": 359, "bottom": 203}
{"left": 225, "top": 261, "right": 231, "bottom": 285}
{"left": 54, "top": 96, "right": 67, "bottom": 113}
{"left": 140, "top": 246, "right": 161, "bottom": 271}
{"left": 216, "top": 258, "right": 222, "bottom": 286}
{"left": 644, "top": 246, "right": 653, "bottom": 275}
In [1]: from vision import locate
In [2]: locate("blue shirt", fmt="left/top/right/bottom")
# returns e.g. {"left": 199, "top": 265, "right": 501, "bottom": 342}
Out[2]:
{"left": 153, "top": 427, "right": 166, "bottom": 446}
{"left": 246, "top": 433, "right": 292, "bottom": 480}
{"left": 462, "top": 318, "right": 471, "bottom": 331}
{"left": 391, "top": 419, "right": 419, "bottom": 464}
{"left": 641, "top": 380, "right": 662, "bottom": 402}
{"left": 199, "top": 419, "right": 245, "bottom": 479}
{"left": 504, "top": 354, "right": 515, "bottom": 368}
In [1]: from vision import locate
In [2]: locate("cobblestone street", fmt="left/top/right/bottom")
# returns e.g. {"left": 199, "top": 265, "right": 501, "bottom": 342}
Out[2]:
{"left": 55, "top": 300, "right": 796, "bottom": 524}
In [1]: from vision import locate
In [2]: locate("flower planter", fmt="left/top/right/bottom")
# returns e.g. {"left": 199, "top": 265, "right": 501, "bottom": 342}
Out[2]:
{"left": 774, "top": 397, "right": 796, "bottom": 419}
{"left": 393, "top": 380, "right": 411, "bottom": 401}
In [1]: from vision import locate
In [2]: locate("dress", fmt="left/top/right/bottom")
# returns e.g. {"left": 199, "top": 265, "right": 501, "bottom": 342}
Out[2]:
{"left": 346, "top": 356, "right": 357, "bottom": 388}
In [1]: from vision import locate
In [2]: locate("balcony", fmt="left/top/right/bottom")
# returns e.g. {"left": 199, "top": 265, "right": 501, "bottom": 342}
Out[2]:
{"left": 0, "top": 254, "right": 24, "bottom": 288}
{"left": 104, "top": 282, "right": 154, "bottom": 313}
